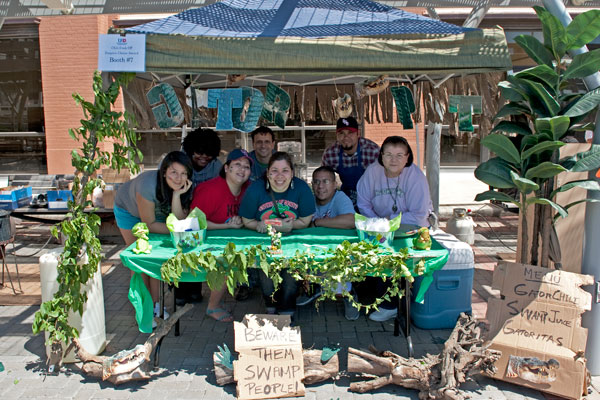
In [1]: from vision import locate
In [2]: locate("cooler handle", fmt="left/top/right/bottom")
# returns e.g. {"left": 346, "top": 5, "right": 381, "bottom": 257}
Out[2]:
{"left": 436, "top": 277, "right": 459, "bottom": 291}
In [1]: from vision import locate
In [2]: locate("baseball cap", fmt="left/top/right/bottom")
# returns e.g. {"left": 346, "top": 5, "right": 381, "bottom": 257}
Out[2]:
{"left": 336, "top": 117, "right": 359, "bottom": 133}
{"left": 227, "top": 148, "right": 253, "bottom": 166}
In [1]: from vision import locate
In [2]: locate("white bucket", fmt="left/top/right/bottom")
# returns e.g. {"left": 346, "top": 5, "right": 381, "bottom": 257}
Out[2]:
{"left": 39, "top": 248, "right": 106, "bottom": 362}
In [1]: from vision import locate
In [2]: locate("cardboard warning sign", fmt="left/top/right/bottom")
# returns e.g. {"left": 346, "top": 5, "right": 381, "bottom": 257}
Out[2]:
{"left": 233, "top": 314, "right": 304, "bottom": 400}
{"left": 486, "top": 262, "right": 594, "bottom": 400}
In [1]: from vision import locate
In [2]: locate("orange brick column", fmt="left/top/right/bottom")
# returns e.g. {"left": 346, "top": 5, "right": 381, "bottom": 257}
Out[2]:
{"left": 39, "top": 14, "right": 120, "bottom": 174}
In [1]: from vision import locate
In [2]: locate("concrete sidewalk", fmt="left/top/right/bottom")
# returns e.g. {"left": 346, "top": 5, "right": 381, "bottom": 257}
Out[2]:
{"left": 2, "top": 210, "right": 599, "bottom": 400}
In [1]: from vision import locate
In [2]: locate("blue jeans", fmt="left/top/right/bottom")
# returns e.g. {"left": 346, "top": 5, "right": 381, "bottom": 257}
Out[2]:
{"left": 258, "top": 269, "right": 298, "bottom": 313}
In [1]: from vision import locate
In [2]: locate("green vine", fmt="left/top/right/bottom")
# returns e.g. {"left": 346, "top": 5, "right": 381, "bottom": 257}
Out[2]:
{"left": 160, "top": 238, "right": 422, "bottom": 314}
{"left": 32, "top": 71, "right": 142, "bottom": 354}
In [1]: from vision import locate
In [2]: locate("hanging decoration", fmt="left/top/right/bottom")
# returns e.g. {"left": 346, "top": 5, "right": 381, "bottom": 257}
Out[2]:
{"left": 232, "top": 87, "right": 264, "bottom": 133}
{"left": 355, "top": 75, "right": 389, "bottom": 98}
{"left": 146, "top": 83, "right": 184, "bottom": 129}
{"left": 207, "top": 88, "right": 243, "bottom": 130}
{"left": 391, "top": 86, "right": 415, "bottom": 129}
{"left": 227, "top": 74, "right": 247, "bottom": 85}
{"left": 261, "top": 82, "right": 291, "bottom": 129}
{"left": 333, "top": 93, "right": 353, "bottom": 118}
{"left": 448, "top": 95, "right": 482, "bottom": 132}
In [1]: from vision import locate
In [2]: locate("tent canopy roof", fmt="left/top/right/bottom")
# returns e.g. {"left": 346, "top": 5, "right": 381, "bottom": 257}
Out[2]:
{"left": 125, "top": 0, "right": 475, "bottom": 38}
{"left": 117, "top": 0, "right": 512, "bottom": 80}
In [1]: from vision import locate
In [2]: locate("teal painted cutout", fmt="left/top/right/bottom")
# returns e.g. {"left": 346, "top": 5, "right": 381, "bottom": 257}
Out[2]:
{"left": 261, "top": 82, "right": 290, "bottom": 129}
{"left": 233, "top": 87, "right": 264, "bottom": 133}
{"left": 391, "top": 86, "right": 415, "bottom": 129}
{"left": 321, "top": 345, "right": 341, "bottom": 363}
{"left": 448, "top": 95, "right": 482, "bottom": 132}
{"left": 0, "top": 362, "right": 4, "bottom": 372}
{"left": 216, "top": 343, "right": 234, "bottom": 369}
{"left": 146, "top": 83, "right": 184, "bottom": 129}
{"left": 208, "top": 88, "right": 243, "bottom": 130}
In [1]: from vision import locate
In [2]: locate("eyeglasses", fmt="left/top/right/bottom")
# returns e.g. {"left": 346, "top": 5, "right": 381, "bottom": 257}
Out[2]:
{"left": 312, "top": 179, "right": 333, "bottom": 186}
{"left": 382, "top": 152, "right": 408, "bottom": 161}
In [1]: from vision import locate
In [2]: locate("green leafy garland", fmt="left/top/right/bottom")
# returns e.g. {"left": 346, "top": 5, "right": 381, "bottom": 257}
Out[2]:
{"left": 161, "top": 237, "right": 422, "bottom": 313}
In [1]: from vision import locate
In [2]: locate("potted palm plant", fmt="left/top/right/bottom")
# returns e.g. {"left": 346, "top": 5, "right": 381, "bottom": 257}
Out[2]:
{"left": 32, "top": 71, "right": 142, "bottom": 368}
{"left": 474, "top": 6, "right": 600, "bottom": 267}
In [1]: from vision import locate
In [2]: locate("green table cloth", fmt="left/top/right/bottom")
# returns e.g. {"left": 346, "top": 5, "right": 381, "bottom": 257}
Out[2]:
{"left": 120, "top": 227, "right": 448, "bottom": 332}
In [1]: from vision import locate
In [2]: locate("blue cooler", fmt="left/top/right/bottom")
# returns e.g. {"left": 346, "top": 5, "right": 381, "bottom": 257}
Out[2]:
{"left": 410, "top": 231, "right": 474, "bottom": 329}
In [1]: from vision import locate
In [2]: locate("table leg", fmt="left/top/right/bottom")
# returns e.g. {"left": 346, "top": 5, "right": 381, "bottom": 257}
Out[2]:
{"left": 393, "top": 278, "right": 414, "bottom": 357}
{"left": 154, "top": 281, "right": 166, "bottom": 369}
{"left": 174, "top": 285, "right": 180, "bottom": 337}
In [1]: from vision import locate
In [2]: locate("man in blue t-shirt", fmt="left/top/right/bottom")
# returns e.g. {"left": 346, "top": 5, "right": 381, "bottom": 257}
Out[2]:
{"left": 297, "top": 166, "right": 360, "bottom": 320}
{"left": 311, "top": 166, "right": 355, "bottom": 229}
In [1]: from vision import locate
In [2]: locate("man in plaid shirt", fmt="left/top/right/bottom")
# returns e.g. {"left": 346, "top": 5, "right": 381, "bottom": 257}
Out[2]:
{"left": 321, "top": 117, "right": 380, "bottom": 207}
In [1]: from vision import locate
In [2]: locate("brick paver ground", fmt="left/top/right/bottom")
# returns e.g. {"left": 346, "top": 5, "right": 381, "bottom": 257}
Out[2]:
{"left": 1, "top": 210, "right": 599, "bottom": 399}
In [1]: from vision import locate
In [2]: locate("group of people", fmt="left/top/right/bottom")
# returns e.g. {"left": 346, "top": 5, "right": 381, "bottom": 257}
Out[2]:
{"left": 114, "top": 117, "right": 432, "bottom": 324}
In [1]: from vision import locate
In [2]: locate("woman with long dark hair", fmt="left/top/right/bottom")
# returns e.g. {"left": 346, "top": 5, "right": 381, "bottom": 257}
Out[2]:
{"left": 239, "top": 151, "right": 315, "bottom": 316}
{"left": 114, "top": 151, "right": 193, "bottom": 316}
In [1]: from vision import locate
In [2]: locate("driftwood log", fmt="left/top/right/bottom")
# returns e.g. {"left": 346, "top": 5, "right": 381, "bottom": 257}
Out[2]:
{"left": 348, "top": 313, "right": 501, "bottom": 400}
{"left": 71, "top": 303, "right": 193, "bottom": 385}
{"left": 214, "top": 349, "right": 339, "bottom": 386}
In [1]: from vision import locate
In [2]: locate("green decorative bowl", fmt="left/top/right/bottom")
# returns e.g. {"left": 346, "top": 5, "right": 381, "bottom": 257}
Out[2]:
{"left": 357, "top": 229, "right": 394, "bottom": 247}
{"left": 170, "top": 229, "right": 206, "bottom": 250}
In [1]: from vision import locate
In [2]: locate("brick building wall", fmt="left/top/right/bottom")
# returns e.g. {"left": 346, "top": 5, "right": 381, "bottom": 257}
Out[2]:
{"left": 39, "top": 14, "right": 121, "bottom": 174}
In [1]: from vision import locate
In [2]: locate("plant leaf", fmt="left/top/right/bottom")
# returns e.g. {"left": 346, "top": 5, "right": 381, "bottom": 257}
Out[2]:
{"left": 491, "top": 120, "right": 532, "bottom": 136}
{"left": 521, "top": 140, "right": 564, "bottom": 161}
{"left": 474, "top": 190, "right": 520, "bottom": 207}
{"left": 515, "top": 64, "right": 559, "bottom": 94}
{"left": 534, "top": 5, "right": 567, "bottom": 59}
{"left": 474, "top": 158, "right": 516, "bottom": 189}
{"left": 514, "top": 34, "right": 554, "bottom": 67}
{"left": 520, "top": 79, "right": 561, "bottom": 117}
{"left": 527, "top": 197, "right": 568, "bottom": 218}
{"left": 566, "top": 9, "right": 600, "bottom": 50}
{"left": 525, "top": 161, "right": 567, "bottom": 180}
{"left": 498, "top": 79, "right": 529, "bottom": 103}
{"left": 564, "top": 88, "right": 600, "bottom": 118}
{"left": 554, "top": 199, "right": 600, "bottom": 222}
{"left": 571, "top": 144, "right": 600, "bottom": 172}
{"left": 481, "top": 134, "right": 521, "bottom": 165}
{"left": 510, "top": 171, "right": 539, "bottom": 195}
{"left": 494, "top": 102, "right": 531, "bottom": 119}
{"left": 563, "top": 49, "right": 600, "bottom": 80}
{"left": 534, "top": 116, "right": 570, "bottom": 140}
{"left": 550, "top": 179, "right": 600, "bottom": 198}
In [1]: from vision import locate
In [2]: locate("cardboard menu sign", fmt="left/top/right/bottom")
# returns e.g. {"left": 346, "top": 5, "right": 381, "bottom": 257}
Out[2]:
{"left": 233, "top": 315, "right": 305, "bottom": 400}
{"left": 486, "top": 262, "right": 594, "bottom": 400}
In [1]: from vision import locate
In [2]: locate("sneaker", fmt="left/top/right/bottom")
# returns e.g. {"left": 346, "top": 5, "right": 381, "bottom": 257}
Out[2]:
{"left": 369, "top": 307, "right": 397, "bottom": 322}
{"left": 154, "top": 302, "right": 170, "bottom": 319}
{"left": 296, "top": 288, "right": 323, "bottom": 306}
{"left": 344, "top": 294, "right": 360, "bottom": 321}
